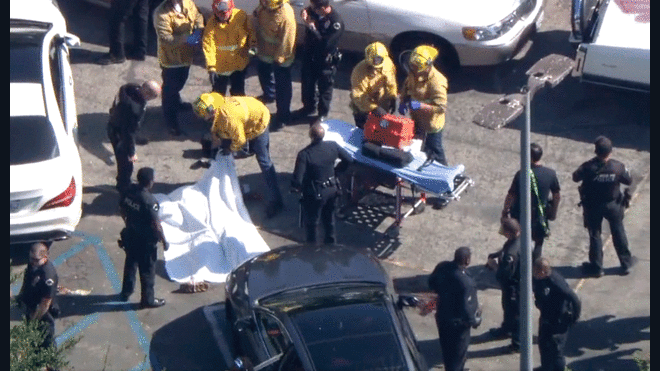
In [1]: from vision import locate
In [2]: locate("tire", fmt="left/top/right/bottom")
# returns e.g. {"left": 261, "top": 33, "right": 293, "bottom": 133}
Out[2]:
{"left": 390, "top": 34, "right": 460, "bottom": 80}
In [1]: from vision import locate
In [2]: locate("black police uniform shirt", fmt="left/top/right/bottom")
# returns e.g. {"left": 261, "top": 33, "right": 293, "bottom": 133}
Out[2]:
{"left": 533, "top": 270, "right": 581, "bottom": 327}
{"left": 572, "top": 157, "right": 632, "bottom": 205}
{"left": 121, "top": 184, "right": 161, "bottom": 244}
{"left": 509, "top": 164, "right": 560, "bottom": 221}
{"left": 428, "top": 261, "right": 479, "bottom": 326}
{"left": 292, "top": 140, "right": 353, "bottom": 198}
{"left": 302, "top": 7, "right": 344, "bottom": 62}
{"left": 496, "top": 237, "right": 521, "bottom": 286}
{"left": 20, "top": 260, "right": 58, "bottom": 312}
{"left": 108, "top": 83, "right": 148, "bottom": 157}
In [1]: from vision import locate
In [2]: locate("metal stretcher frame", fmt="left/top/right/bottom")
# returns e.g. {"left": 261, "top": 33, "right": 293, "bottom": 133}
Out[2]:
{"left": 321, "top": 118, "right": 474, "bottom": 241}
{"left": 341, "top": 161, "right": 474, "bottom": 239}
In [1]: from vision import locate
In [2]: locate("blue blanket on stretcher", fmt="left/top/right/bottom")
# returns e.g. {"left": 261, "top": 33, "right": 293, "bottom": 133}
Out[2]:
{"left": 322, "top": 119, "right": 466, "bottom": 195}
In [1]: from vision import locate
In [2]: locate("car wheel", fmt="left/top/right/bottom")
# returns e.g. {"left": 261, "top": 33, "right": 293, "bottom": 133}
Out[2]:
{"left": 390, "top": 34, "right": 460, "bottom": 80}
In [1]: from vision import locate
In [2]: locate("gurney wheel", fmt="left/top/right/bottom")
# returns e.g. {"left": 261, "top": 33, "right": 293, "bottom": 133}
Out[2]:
{"left": 412, "top": 202, "right": 425, "bottom": 215}
{"left": 386, "top": 225, "right": 400, "bottom": 238}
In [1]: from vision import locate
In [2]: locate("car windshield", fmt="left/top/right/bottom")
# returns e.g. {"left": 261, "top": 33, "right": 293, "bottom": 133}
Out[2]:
{"left": 11, "top": 115, "right": 60, "bottom": 165}
{"left": 262, "top": 285, "right": 408, "bottom": 371}
{"left": 10, "top": 30, "right": 46, "bottom": 83}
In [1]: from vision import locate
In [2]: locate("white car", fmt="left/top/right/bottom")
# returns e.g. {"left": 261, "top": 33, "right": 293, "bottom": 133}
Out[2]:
{"left": 85, "top": 0, "right": 544, "bottom": 70}
{"left": 570, "top": 0, "right": 649, "bottom": 92}
{"left": 10, "top": 0, "right": 83, "bottom": 244}
{"left": 198, "top": 0, "right": 545, "bottom": 70}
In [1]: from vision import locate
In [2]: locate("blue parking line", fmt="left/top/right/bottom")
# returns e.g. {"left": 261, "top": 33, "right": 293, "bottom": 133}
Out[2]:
{"left": 55, "top": 312, "right": 100, "bottom": 347}
{"left": 88, "top": 233, "right": 157, "bottom": 371}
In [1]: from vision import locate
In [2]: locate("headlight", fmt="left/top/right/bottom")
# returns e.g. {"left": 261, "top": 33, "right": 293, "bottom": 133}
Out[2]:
{"left": 462, "top": 0, "right": 534, "bottom": 41}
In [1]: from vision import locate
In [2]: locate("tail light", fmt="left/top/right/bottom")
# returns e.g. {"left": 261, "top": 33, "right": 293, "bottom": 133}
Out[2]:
{"left": 40, "top": 177, "right": 76, "bottom": 210}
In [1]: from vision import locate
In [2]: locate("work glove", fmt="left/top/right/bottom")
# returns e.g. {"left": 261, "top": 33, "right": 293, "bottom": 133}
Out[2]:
{"left": 186, "top": 28, "right": 203, "bottom": 45}
{"left": 388, "top": 98, "right": 397, "bottom": 114}
{"left": 208, "top": 71, "right": 219, "bottom": 86}
{"left": 371, "top": 106, "right": 387, "bottom": 117}
{"left": 398, "top": 102, "right": 409, "bottom": 115}
{"left": 409, "top": 100, "right": 422, "bottom": 111}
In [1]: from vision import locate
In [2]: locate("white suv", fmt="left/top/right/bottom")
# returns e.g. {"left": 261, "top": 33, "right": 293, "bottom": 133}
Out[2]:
{"left": 10, "top": 0, "right": 83, "bottom": 244}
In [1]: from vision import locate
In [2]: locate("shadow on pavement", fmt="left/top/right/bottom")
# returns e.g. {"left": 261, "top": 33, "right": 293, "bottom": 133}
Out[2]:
{"left": 565, "top": 315, "right": 650, "bottom": 356}
{"left": 567, "top": 348, "right": 642, "bottom": 371}
{"left": 150, "top": 306, "right": 228, "bottom": 371}
{"left": 56, "top": 294, "right": 141, "bottom": 316}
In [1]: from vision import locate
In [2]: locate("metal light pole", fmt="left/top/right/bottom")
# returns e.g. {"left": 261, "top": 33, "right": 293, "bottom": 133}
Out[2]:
{"left": 519, "top": 86, "right": 533, "bottom": 371}
{"left": 472, "top": 54, "right": 576, "bottom": 371}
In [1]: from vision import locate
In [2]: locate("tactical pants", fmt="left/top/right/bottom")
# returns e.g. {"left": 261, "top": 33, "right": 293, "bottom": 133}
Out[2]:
{"left": 121, "top": 242, "right": 158, "bottom": 305}
{"left": 352, "top": 111, "right": 368, "bottom": 129}
{"left": 249, "top": 130, "right": 283, "bottom": 206}
{"left": 108, "top": 0, "right": 149, "bottom": 59}
{"left": 301, "top": 55, "right": 336, "bottom": 117}
{"left": 211, "top": 69, "right": 246, "bottom": 97}
{"left": 584, "top": 200, "right": 631, "bottom": 271}
{"left": 302, "top": 190, "right": 338, "bottom": 244}
{"left": 538, "top": 322, "right": 569, "bottom": 371}
{"left": 501, "top": 284, "right": 520, "bottom": 346}
{"left": 436, "top": 318, "right": 471, "bottom": 371}
{"left": 161, "top": 66, "right": 191, "bottom": 131}
{"left": 107, "top": 125, "right": 133, "bottom": 195}
{"left": 424, "top": 129, "right": 448, "bottom": 166}
{"left": 257, "top": 61, "right": 292, "bottom": 123}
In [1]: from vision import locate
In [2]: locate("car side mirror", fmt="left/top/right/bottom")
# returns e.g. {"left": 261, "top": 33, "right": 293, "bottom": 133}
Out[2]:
{"left": 397, "top": 294, "right": 420, "bottom": 309}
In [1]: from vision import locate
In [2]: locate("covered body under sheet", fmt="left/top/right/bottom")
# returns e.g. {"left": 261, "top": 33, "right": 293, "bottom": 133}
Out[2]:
{"left": 153, "top": 155, "right": 270, "bottom": 284}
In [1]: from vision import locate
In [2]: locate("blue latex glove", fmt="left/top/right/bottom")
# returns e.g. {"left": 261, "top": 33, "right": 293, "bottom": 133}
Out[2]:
{"left": 409, "top": 100, "right": 422, "bottom": 110}
{"left": 187, "top": 29, "right": 203, "bottom": 45}
{"left": 398, "top": 102, "right": 408, "bottom": 115}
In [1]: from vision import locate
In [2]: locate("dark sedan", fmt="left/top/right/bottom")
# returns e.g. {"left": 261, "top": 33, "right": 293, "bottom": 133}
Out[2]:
{"left": 223, "top": 244, "right": 428, "bottom": 371}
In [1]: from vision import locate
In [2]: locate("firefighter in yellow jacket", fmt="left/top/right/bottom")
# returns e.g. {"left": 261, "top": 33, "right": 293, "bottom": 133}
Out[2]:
{"left": 154, "top": 0, "right": 204, "bottom": 136}
{"left": 349, "top": 42, "right": 398, "bottom": 129}
{"left": 193, "top": 93, "right": 285, "bottom": 218}
{"left": 252, "top": 0, "right": 297, "bottom": 130}
{"left": 399, "top": 45, "right": 449, "bottom": 166}
{"left": 203, "top": 0, "right": 255, "bottom": 96}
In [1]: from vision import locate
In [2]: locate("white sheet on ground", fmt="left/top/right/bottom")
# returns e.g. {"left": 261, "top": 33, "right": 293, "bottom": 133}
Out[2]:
{"left": 153, "top": 154, "right": 270, "bottom": 283}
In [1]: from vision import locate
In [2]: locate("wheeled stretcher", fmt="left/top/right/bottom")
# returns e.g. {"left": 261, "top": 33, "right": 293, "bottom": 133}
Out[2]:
{"left": 322, "top": 119, "right": 474, "bottom": 239}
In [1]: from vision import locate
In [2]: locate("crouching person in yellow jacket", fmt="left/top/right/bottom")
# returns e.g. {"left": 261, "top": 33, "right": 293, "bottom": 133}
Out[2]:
{"left": 193, "top": 93, "right": 285, "bottom": 218}
{"left": 203, "top": 0, "right": 255, "bottom": 96}
{"left": 154, "top": 0, "right": 204, "bottom": 136}
{"left": 252, "top": 0, "right": 297, "bottom": 130}
{"left": 399, "top": 45, "right": 449, "bottom": 166}
{"left": 349, "top": 42, "right": 398, "bottom": 129}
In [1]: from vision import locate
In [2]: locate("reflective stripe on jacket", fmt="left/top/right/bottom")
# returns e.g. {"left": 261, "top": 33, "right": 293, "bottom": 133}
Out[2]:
{"left": 401, "top": 67, "right": 448, "bottom": 133}
{"left": 253, "top": 3, "right": 296, "bottom": 66}
{"left": 211, "top": 96, "right": 270, "bottom": 152}
{"left": 154, "top": 0, "right": 204, "bottom": 68}
{"left": 349, "top": 59, "right": 398, "bottom": 113}
{"left": 202, "top": 9, "right": 255, "bottom": 74}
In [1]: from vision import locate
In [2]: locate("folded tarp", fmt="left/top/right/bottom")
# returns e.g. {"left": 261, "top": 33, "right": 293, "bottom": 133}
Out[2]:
{"left": 153, "top": 153, "right": 270, "bottom": 284}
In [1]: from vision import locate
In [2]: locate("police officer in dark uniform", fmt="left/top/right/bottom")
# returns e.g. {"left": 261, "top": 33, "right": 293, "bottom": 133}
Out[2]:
{"left": 428, "top": 246, "right": 482, "bottom": 371}
{"left": 17, "top": 242, "right": 60, "bottom": 349}
{"left": 533, "top": 258, "right": 581, "bottom": 371}
{"left": 573, "top": 136, "right": 636, "bottom": 277}
{"left": 487, "top": 217, "right": 522, "bottom": 352}
{"left": 292, "top": 0, "right": 344, "bottom": 122}
{"left": 107, "top": 81, "right": 161, "bottom": 195}
{"left": 291, "top": 122, "right": 353, "bottom": 244}
{"left": 502, "top": 143, "right": 561, "bottom": 261}
{"left": 118, "top": 167, "right": 168, "bottom": 308}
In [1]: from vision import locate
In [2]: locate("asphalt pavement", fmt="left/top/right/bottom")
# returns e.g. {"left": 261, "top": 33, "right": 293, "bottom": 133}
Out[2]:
{"left": 9, "top": 0, "right": 649, "bottom": 370}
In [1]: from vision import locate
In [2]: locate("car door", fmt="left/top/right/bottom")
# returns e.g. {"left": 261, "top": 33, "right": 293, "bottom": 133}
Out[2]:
{"left": 571, "top": 0, "right": 604, "bottom": 42}
{"left": 56, "top": 33, "right": 80, "bottom": 142}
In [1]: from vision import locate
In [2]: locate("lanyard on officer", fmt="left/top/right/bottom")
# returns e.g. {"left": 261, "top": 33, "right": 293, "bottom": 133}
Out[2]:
{"left": 530, "top": 169, "right": 550, "bottom": 237}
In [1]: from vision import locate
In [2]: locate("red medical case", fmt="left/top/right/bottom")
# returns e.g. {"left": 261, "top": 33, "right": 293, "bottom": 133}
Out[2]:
{"left": 364, "top": 113, "right": 415, "bottom": 149}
